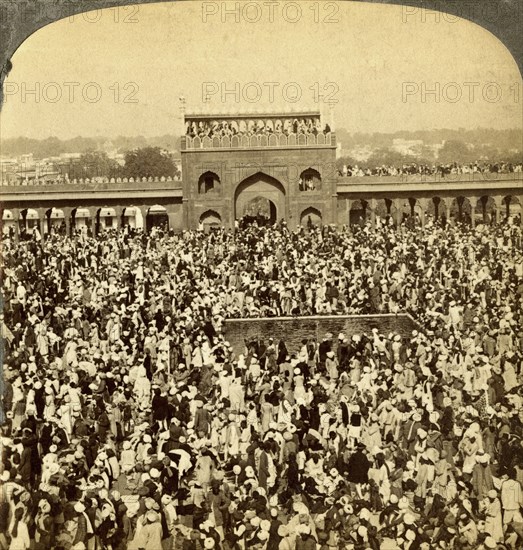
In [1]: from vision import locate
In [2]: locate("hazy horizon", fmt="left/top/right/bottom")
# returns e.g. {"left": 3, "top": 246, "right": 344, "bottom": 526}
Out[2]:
{"left": 2, "top": 126, "right": 522, "bottom": 143}
{"left": 1, "top": 1, "right": 521, "bottom": 140}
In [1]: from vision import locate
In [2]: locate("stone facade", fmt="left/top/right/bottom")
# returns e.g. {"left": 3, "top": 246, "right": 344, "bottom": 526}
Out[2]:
{"left": 181, "top": 111, "right": 338, "bottom": 230}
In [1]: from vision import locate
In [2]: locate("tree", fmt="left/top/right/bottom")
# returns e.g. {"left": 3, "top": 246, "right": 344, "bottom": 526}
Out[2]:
{"left": 438, "top": 140, "right": 474, "bottom": 164}
{"left": 123, "top": 147, "right": 179, "bottom": 179}
{"left": 74, "top": 150, "right": 119, "bottom": 179}
{"left": 366, "top": 148, "right": 417, "bottom": 167}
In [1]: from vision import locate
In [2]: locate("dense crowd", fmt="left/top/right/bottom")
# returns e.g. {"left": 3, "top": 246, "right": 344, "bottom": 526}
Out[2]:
{"left": 339, "top": 162, "right": 523, "bottom": 178}
{"left": 186, "top": 118, "right": 331, "bottom": 140}
{"left": 1, "top": 218, "right": 522, "bottom": 550}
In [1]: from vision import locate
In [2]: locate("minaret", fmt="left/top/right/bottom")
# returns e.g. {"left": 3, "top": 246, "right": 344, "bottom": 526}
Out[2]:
{"left": 179, "top": 95, "right": 186, "bottom": 136}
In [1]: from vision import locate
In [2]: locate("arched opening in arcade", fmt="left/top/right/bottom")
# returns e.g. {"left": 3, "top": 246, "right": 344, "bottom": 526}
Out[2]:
{"left": 2, "top": 210, "right": 15, "bottom": 236}
{"left": 198, "top": 171, "right": 221, "bottom": 194}
{"left": 349, "top": 200, "right": 370, "bottom": 226}
{"left": 375, "top": 199, "right": 391, "bottom": 225}
{"left": 474, "top": 196, "right": 496, "bottom": 225}
{"left": 146, "top": 205, "right": 169, "bottom": 232}
{"left": 95, "top": 207, "right": 116, "bottom": 235}
{"left": 449, "top": 197, "right": 472, "bottom": 225}
{"left": 199, "top": 210, "right": 222, "bottom": 231}
{"left": 503, "top": 195, "right": 522, "bottom": 225}
{"left": 426, "top": 197, "right": 443, "bottom": 226}
{"left": 396, "top": 198, "right": 420, "bottom": 227}
{"left": 234, "top": 172, "right": 286, "bottom": 227}
{"left": 435, "top": 197, "right": 449, "bottom": 227}
{"left": 122, "top": 207, "right": 144, "bottom": 230}
{"left": 300, "top": 207, "right": 322, "bottom": 229}
{"left": 73, "top": 208, "right": 92, "bottom": 236}
{"left": 298, "top": 168, "right": 322, "bottom": 191}
{"left": 411, "top": 200, "right": 424, "bottom": 227}
{"left": 19, "top": 208, "right": 39, "bottom": 236}
{"left": 47, "top": 207, "right": 65, "bottom": 235}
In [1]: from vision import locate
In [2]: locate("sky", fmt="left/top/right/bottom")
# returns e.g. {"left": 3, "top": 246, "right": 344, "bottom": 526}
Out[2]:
{"left": 0, "top": 1, "right": 522, "bottom": 139}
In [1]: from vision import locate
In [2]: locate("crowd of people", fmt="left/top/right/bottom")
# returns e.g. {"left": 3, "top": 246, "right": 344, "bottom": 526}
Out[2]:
{"left": 339, "top": 162, "right": 523, "bottom": 178}
{"left": 1, "top": 217, "right": 522, "bottom": 549}
{"left": 186, "top": 118, "right": 332, "bottom": 140}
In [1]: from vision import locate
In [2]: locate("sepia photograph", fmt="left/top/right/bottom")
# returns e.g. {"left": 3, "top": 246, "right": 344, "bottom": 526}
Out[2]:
{"left": 0, "top": 0, "right": 522, "bottom": 548}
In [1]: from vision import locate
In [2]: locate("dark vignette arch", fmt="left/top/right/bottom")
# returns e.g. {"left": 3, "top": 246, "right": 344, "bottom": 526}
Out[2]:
{"left": 0, "top": 0, "right": 522, "bottom": 110}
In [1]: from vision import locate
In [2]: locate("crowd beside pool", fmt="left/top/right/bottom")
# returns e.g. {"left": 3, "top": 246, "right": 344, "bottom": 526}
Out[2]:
{"left": 1, "top": 215, "right": 522, "bottom": 549}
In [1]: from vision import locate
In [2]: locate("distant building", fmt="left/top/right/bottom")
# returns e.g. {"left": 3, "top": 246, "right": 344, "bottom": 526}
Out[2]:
{"left": 16, "top": 163, "right": 61, "bottom": 184}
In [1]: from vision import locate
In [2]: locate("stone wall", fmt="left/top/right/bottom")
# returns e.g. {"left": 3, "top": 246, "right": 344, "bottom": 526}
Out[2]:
{"left": 224, "top": 314, "right": 420, "bottom": 356}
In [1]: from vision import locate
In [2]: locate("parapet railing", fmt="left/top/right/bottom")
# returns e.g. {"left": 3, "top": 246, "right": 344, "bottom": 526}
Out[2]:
{"left": 336, "top": 172, "right": 523, "bottom": 186}
{"left": 0, "top": 178, "right": 182, "bottom": 191}
{"left": 182, "top": 132, "right": 335, "bottom": 150}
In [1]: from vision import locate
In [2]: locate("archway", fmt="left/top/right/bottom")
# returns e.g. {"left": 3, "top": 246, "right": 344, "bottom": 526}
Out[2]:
{"left": 503, "top": 196, "right": 521, "bottom": 224}
{"left": 234, "top": 172, "right": 286, "bottom": 225}
{"left": 122, "top": 207, "right": 144, "bottom": 230}
{"left": 73, "top": 207, "right": 92, "bottom": 236}
{"left": 475, "top": 196, "right": 496, "bottom": 225}
{"left": 198, "top": 171, "right": 221, "bottom": 194}
{"left": 300, "top": 207, "right": 322, "bottom": 229}
{"left": 199, "top": 210, "right": 222, "bottom": 230}
{"left": 240, "top": 196, "right": 277, "bottom": 226}
{"left": 449, "top": 197, "right": 472, "bottom": 224}
{"left": 394, "top": 198, "right": 417, "bottom": 226}
{"left": 374, "top": 199, "right": 390, "bottom": 222}
{"left": 2, "top": 210, "right": 15, "bottom": 235}
{"left": 146, "top": 205, "right": 169, "bottom": 232}
{"left": 426, "top": 197, "right": 441, "bottom": 224}
{"left": 95, "top": 207, "right": 117, "bottom": 235}
{"left": 48, "top": 207, "right": 64, "bottom": 234}
{"left": 349, "top": 200, "right": 370, "bottom": 226}
{"left": 298, "top": 168, "right": 322, "bottom": 191}
{"left": 19, "top": 208, "right": 39, "bottom": 236}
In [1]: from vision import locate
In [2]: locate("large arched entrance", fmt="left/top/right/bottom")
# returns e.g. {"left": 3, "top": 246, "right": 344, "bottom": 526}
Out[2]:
{"left": 234, "top": 172, "right": 286, "bottom": 226}
{"left": 241, "top": 196, "right": 277, "bottom": 226}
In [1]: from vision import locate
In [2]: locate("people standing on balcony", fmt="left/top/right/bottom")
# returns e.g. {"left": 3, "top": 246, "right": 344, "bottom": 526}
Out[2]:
{"left": 184, "top": 116, "right": 332, "bottom": 143}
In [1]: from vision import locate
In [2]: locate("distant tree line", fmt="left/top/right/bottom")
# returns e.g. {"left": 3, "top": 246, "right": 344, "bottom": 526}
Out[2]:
{"left": 336, "top": 138, "right": 522, "bottom": 172}
{"left": 0, "top": 135, "right": 181, "bottom": 158}
{"left": 58, "top": 148, "right": 180, "bottom": 180}
{"left": 2, "top": 128, "right": 520, "bottom": 160}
